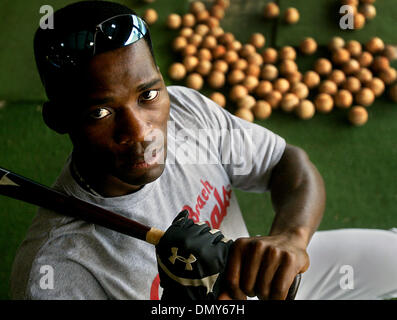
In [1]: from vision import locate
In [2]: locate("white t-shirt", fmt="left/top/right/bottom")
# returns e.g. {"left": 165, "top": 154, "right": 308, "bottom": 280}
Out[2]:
{"left": 10, "top": 86, "right": 286, "bottom": 299}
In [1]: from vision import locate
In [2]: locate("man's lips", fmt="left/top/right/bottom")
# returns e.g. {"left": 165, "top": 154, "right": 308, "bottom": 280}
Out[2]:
{"left": 129, "top": 146, "right": 164, "bottom": 169}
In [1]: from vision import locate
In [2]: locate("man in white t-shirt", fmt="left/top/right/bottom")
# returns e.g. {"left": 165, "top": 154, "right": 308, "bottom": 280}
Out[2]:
{"left": 10, "top": 1, "right": 397, "bottom": 300}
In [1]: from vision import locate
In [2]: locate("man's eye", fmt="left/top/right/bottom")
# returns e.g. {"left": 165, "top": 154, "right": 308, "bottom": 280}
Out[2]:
{"left": 89, "top": 108, "right": 111, "bottom": 119}
{"left": 141, "top": 90, "right": 159, "bottom": 101}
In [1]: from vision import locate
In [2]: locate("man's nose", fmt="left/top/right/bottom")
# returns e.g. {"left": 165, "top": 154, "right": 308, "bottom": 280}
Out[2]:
{"left": 115, "top": 107, "right": 151, "bottom": 145}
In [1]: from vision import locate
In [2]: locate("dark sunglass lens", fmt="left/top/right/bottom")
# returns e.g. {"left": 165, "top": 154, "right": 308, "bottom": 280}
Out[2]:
{"left": 99, "top": 15, "right": 147, "bottom": 48}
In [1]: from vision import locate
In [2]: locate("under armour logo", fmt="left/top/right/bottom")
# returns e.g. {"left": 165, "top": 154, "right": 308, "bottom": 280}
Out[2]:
{"left": 169, "top": 247, "right": 197, "bottom": 271}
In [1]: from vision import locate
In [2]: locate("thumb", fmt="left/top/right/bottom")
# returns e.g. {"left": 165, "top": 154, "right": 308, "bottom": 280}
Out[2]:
{"left": 217, "top": 291, "right": 233, "bottom": 300}
{"left": 217, "top": 291, "right": 247, "bottom": 300}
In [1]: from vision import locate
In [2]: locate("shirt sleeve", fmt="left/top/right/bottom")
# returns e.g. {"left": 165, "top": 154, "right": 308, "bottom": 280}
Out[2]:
{"left": 169, "top": 86, "right": 286, "bottom": 193}
{"left": 25, "top": 257, "right": 109, "bottom": 300}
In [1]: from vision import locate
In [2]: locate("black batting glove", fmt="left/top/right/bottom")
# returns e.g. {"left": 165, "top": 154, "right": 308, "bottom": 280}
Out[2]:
{"left": 156, "top": 210, "right": 232, "bottom": 301}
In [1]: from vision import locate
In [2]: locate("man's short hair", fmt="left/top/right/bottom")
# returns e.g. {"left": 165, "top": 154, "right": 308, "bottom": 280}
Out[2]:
{"left": 34, "top": 1, "right": 155, "bottom": 101}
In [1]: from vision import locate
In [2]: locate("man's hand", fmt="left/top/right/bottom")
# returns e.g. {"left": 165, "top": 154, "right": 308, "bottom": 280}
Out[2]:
{"left": 219, "top": 144, "right": 325, "bottom": 300}
{"left": 220, "top": 234, "right": 309, "bottom": 300}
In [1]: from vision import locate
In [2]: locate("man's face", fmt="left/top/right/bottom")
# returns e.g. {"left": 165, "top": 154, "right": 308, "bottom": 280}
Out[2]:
{"left": 67, "top": 40, "right": 170, "bottom": 192}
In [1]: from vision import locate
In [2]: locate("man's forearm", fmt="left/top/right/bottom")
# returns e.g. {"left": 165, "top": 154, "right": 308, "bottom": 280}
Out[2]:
{"left": 268, "top": 144, "right": 326, "bottom": 248}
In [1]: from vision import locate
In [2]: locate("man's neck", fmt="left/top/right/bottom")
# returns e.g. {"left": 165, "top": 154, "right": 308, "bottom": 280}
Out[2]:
{"left": 71, "top": 153, "right": 143, "bottom": 198}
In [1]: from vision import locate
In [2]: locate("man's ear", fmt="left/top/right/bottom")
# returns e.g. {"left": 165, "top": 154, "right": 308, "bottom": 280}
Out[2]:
{"left": 42, "top": 101, "right": 69, "bottom": 134}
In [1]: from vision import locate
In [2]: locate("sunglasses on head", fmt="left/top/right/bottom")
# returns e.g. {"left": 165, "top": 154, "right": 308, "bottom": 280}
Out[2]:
{"left": 45, "top": 14, "right": 148, "bottom": 68}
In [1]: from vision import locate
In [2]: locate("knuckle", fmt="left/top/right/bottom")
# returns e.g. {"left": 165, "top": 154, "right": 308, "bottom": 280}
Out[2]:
{"left": 266, "top": 245, "right": 281, "bottom": 258}
{"left": 257, "top": 287, "right": 270, "bottom": 300}
{"left": 249, "top": 238, "right": 266, "bottom": 252}
{"left": 240, "top": 282, "right": 255, "bottom": 297}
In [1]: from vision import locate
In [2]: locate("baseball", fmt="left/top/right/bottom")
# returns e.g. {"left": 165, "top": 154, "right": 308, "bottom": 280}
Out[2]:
{"left": 235, "top": 108, "right": 254, "bottom": 122}
{"left": 371, "top": 56, "right": 390, "bottom": 73}
{"left": 265, "top": 90, "right": 283, "bottom": 109}
{"left": 279, "top": 46, "right": 297, "bottom": 61}
{"left": 358, "top": 51, "right": 373, "bottom": 68}
{"left": 207, "top": 71, "right": 226, "bottom": 89}
{"left": 186, "top": 73, "right": 204, "bottom": 90}
{"left": 353, "top": 13, "right": 366, "bottom": 30}
{"left": 183, "top": 55, "right": 199, "bottom": 72}
{"left": 261, "top": 64, "right": 279, "bottom": 81}
{"left": 300, "top": 37, "right": 318, "bottom": 55}
{"left": 209, "top": 92, "right": 226, "bottom": 108}
{"left": 303, "top": 70, "right": 321, "bottom": 89}
{"left": 290, "top": 82, "right": 309, "bottom": 100}
{"left": 346, "top": 40, "right": 362, "bottom": 57}
{"left": 343, "top": 76, "right": 362, "bottom": 93}
{"left": 366, "top": 77, "right": 385, "bottom": 97}
{"left": 166, "top": 13, "right": 182, "bottom": 29}
{"left": 213, "top": 60, "right": 228, "bottom": 73}
{"left": 314, "top": 58, "right": 333, "bottom": 76}
{"left": 286, "top": 71, "right": 303, "bottom": 85}
{"left": 224, "top": 50, "right": 239, "bottom": 64}
{"left": 252, "top": 100, "right": 272, "bottom": 119}
{"left": 343, "top": 59, "right": 361, "bottom": 75}
{"left": 246, "top": 64, "right": 261, "bottom": 78}
{"left": 314, "top": 93, "right": 334, "bottom": 113}
{"left": 243, "top": 75, "right": 260, "bottom": 92}
{"left": 182, "top": 13, "right": 196, "bottom": 27}
{"left": 255, "top": 80, "right": 273, "bottom": 98}
{"left": 355, "top": 88, "right": 375, "bottom": 107}
{"left": 366, "top": 37, "right": 385, "bottom": 54}
{"left": 319, "top": 80, "right": 338, "bottom": 96}
{"left": 273, "top": 78, "right": 290, "bottom": 93}
{"left": 189, "top": 1, "right": 206, "bottom": 14}
{"left": 284, "top": 7, "right": 300, "bottom": 24}
{"left": 197, "top": 48, "right": 212, "bottom": 60}
{"left": 143, "top": 9, "right": 158, "bottom": 25}
{"left": 196, "top": 60, "right": 212, "bottom": 76}
{"left": 172, "top": 36, "right": 188, "bottom": 52}
{"left": 328, "top": 36, "right": 345, "bottom": 51}
{"left": 332, "top": 48, "right": 351, "bottom": 65}
{"left": 264, "top": 2, "right": 280, "bottom": 19}
{"left": 212, "top": 45, "right": 227, "bottom": 60}
{"left": 250, "top": 33, "right": 266, "bottom": 49}
{"left": 228, "top": 69, "right": 245, "bottom": 85}
{"left": 280, "top": 93, "right": 300, "bottom": 112}
{"left": 348, "top": 106, "right": 368, "bottom": 126}
{"left": 261, "top": 48, "right": 278, "bottom": 64}
{"left": 237, "top": 95, "right": 256, "bottom": 109}
{"left": 168, "top": 63, "right": 186, "bottom": 80}
{"left": 279, "top": 59, "right": 298, "bottom": 75}
{"left": 229, "top": 84, "right": 248, "bottom": 102}
{"left": 359, "top": 4, "right": 377, "bottom": 20}
{"left": 379, "top": 68, "right": 397, "bottom": 85}
{"left": 328, "top": 69, "right": 346, "bottom": 86}
{"left": 356, "top": 68, "right": 373, "bottom": 84}
{"left": 295, "top": 100, "right": 315, "bottom": 120}
{"left": 334, "top": 89, "right": 353, "bottom": 109}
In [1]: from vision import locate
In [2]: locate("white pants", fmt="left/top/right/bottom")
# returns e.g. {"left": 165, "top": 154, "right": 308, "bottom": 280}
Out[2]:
{"left": 296, "top": 228, "right": 397, "bottom": 300}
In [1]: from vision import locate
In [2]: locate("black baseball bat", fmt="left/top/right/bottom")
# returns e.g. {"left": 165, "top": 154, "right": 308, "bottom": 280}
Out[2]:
{"left": 0, "top": 166, "right": 164, "bottom": 245}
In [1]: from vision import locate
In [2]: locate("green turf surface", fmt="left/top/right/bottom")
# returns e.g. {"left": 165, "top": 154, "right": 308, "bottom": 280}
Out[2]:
{"left": 1, "top": 0, "right": 397, "bottom": 300}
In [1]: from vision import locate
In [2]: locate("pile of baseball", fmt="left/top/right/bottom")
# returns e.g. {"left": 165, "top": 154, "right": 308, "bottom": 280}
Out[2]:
{"left": 162, "top": 0, "right": 396, "bottom": 126}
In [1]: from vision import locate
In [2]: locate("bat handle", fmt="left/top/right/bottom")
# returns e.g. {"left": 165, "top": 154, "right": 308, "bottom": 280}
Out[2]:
{"left": 146, "top": 227, "right": 165, "bottom": 246}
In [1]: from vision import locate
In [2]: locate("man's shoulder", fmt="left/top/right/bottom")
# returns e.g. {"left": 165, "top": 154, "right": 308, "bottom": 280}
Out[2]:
{"left": 166, "top": 85, "right": 228, "bottom": 130}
